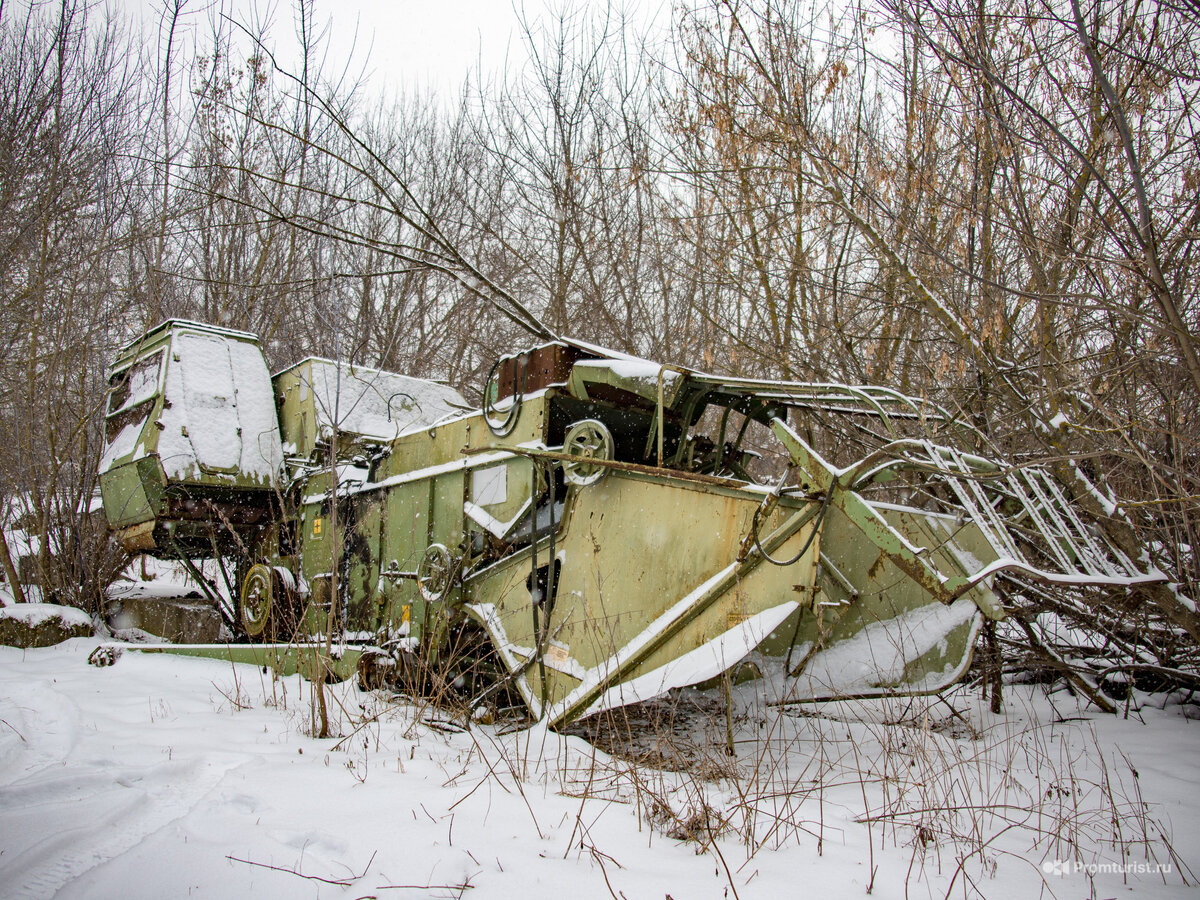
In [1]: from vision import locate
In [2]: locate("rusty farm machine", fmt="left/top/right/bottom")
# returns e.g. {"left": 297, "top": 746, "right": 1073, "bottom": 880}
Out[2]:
{"left": 95, "top": 319, "right": 1161, "bottom": 726}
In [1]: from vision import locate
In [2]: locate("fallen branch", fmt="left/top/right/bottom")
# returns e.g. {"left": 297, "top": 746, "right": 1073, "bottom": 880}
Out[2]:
{"left": 1012, "top": 615, "right": 1117, "bottom": 713}
{"left": 1094, "top": 662, "right": 1200, "bottom": 692}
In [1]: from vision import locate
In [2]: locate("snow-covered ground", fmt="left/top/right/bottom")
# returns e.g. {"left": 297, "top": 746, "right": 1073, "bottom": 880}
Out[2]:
{"left": 1, "top": 637, "right": 1197, "bottom": 899}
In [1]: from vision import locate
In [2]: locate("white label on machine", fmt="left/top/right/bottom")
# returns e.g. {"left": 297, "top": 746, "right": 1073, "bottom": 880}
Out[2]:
{"left": 472, "top": 465, "right": 508, "bottom": 506}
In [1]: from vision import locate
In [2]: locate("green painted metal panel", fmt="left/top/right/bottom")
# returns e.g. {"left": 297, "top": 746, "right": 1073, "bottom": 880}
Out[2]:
{"left": 467, "top": 470, "right": 820, "bottom": 720}
{"left": 128, "top": 642, "right": 363, "bottom": 681}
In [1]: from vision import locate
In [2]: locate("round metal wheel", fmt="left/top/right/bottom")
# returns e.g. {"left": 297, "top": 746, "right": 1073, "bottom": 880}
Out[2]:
{"left": 240, "top": 563, "right": 276, "bottom": 637}
{"left": 562, "top": 419, "right": 614, "bottom": 487}
{"left": 418, "top": 543, "right": 455, "bottom": 602}
{"left": 357, "top": 648, "right": 396, "bottom": 691}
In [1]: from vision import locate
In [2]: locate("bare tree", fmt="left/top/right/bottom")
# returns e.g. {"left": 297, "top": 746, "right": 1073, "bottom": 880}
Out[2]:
{"left": 470, "top": 6, "right": 684, "bottom": 357}
{"left": 0, "top": 1, "right": 144, "bottom": 612}
{"left": 658, "top": 0, "right": 1199, "bottom": 692}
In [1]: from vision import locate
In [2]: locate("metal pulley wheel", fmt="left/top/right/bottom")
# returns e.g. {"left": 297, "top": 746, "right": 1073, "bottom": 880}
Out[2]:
{"left": 562, "top": 419, "right": 614, "bottom": 487}
{"left": 418, "top": 543, "right": 456, "bottom": 602}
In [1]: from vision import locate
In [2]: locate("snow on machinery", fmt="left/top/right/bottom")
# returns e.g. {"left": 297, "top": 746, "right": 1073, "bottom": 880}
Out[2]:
{"left": 97, "top": 320, "right": 1163, "bottom": 726}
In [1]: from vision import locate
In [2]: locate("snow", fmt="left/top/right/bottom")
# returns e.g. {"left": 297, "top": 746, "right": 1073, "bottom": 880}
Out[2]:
{"left": 97, "top": 419, "right": 145, "bottom": 473}
{"left": 1, "top": 640, "right": 1197, "bottom": 899}
{"left": 785, "top": 597, "right": 982, "bottom": 700}
{"left": 1171, "top": 582, "right": 1198, "bottom": 614}
{"left": 572, "top": 358, "right": 681, "bottom": 391}
{"left": 299, "top": 359, "right": 470, "bottom": 443}
{"left": 109, "top": 557, "right": 221, "bottom": 595}
{"left": 226, "top": 338, "right": 286, "bottom": 480}
{"left": 0, "top": 603, "right": 91, "bottom": 629}
{"left": 582, "top": 601, "right": 799, "bottom": 716}
{"left": 1072, "top": 459, "right": 1120, "bottom": 517}
{"left": 156, "top": 331, "right": 283, "bottom": 484}
{"left": 121, "top": 360, "right": 161, "bottom": 411}
{"left": 462, "top": 498, "right": 530, "bottom": 539}
{"left": 107, "top": 352, "right": 163, "bottom": 416}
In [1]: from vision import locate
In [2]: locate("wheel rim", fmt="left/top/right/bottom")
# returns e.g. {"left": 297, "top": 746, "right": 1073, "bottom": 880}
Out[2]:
{"left": 418, "top": 543, "right": 454, "bottom": 601}
{"left": 562, "top": 419, "right": 614, "bottom": 487}
{"left": 240, "top": 564, "right": 274, "bottom": 637}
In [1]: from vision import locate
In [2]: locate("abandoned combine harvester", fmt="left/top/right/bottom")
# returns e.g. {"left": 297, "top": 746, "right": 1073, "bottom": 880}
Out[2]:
{"left": 98, "top": 320, "right": 1161, "bottom": 726}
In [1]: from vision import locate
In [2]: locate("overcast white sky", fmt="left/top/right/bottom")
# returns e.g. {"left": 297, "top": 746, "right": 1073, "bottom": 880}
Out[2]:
{"left": 283, "top": 0, "right": 536, "bottom": 95}
{"left": 131, "top": 0, "right": 677, "bottom": 99}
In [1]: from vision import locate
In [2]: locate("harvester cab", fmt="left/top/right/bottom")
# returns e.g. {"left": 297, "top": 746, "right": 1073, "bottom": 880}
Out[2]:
{"left": 98, "top": 321, "right": 1163, "bottom": 726}
{"left": 99, "top": 320, "right": 282, "bottom": 556}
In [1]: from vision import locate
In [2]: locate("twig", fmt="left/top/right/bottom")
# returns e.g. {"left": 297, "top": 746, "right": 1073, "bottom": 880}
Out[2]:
{"left": 581, "top": 836, "right": 625, "bottom": 900}
{"left": 934, "top": 695, "right": 980, "bottom": 739}
{"left": 376, "top": 882, "right": 475, "bottom": 892}
{"left": 703, "top": 814, "right": 741, "bottom": 900}
{"left": 850, "top": 740, "right": 877, "bottom": 894}
{"left": 0, "top": 717, "right": 26, "bottom": 742}
{"left": 226, "top": 850, "right": 376, "bottom": 886}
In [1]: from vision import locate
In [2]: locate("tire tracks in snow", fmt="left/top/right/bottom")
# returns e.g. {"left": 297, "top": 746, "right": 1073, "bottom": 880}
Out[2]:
{"left": 0, "top": 679, "right": 78, "bottom": 789}
{"left": 0, "top": 670, "right": 247, "bottom": 899}
{"left": 0, "top": 753, "right": 244, "bottom": 900}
